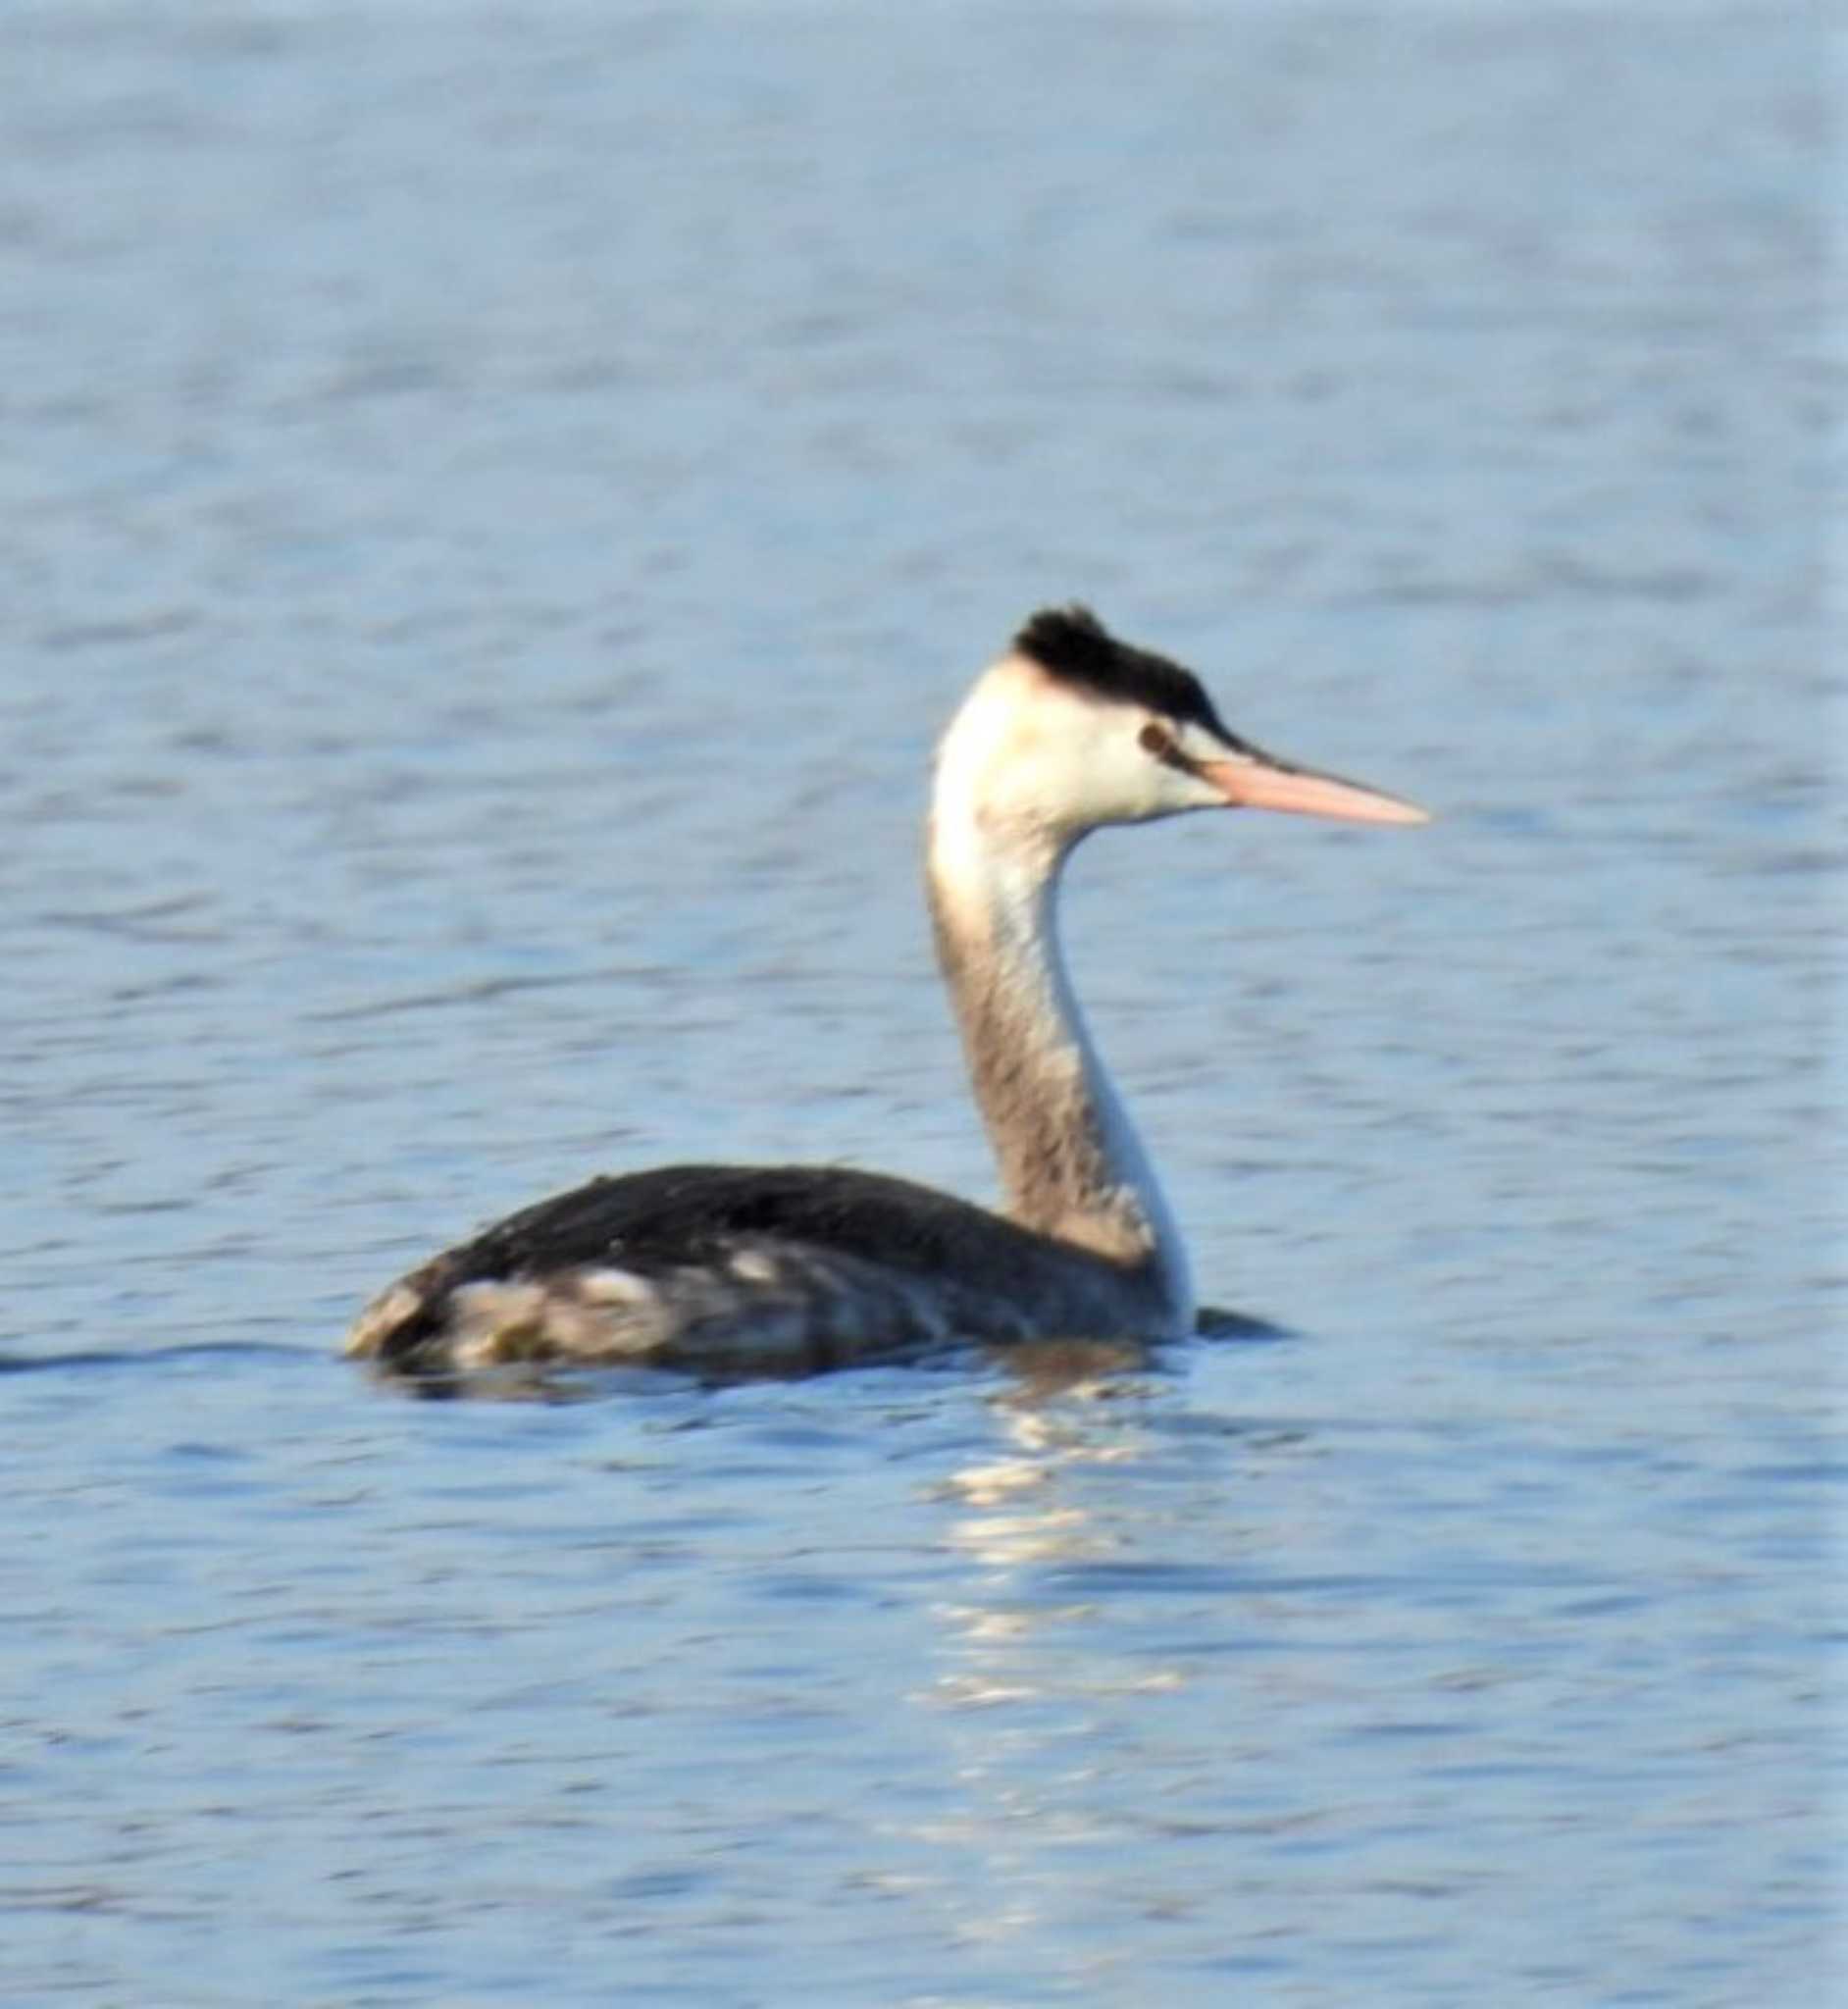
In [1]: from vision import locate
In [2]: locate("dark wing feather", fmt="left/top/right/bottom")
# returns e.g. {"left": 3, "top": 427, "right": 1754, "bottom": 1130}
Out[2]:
{"left": 461, "top": 1162, "right": 1049, "bottom": 1279}
{"left": 358, "top": 1162, "right": 1090, "bottom": 1364}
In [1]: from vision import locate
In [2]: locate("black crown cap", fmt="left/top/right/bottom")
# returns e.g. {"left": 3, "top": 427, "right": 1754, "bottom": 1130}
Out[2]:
{"left": 1012, "top": 605, "right": 1230, "bottom": 739}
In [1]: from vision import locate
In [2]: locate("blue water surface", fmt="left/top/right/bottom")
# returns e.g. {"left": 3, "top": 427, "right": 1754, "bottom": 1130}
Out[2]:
{"left": 0, "top": 5, "right": 1837, "bottom": 2005}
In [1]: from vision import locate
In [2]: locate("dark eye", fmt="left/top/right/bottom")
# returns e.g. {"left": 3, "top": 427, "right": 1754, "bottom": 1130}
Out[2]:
{"left": 1138, "top": 722, "right": 1170, "bottom": 756}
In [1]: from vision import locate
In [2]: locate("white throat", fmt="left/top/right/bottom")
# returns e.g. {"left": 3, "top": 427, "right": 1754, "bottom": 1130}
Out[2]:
{"left": 925, "top": 677, "right": 1194, "bottom": 1331}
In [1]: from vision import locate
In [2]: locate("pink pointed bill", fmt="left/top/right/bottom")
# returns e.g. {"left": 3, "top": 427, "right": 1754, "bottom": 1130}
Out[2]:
{"left": 1200, "top": 752, "right": 1430, "bottom": 825}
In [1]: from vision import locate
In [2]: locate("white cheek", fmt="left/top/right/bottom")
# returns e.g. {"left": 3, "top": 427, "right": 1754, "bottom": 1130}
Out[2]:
{"left": 1104, "top": 734, "right": 1160, "bottom": 811}
{"left": 1004, "top": 712, "right": 1139, "bottom": 824}
{"left": 1072, "top": 726, "right": 1208, "bottom": 823}
{"left": 1088, "top": 728, "right": 1174, "bottom": 822}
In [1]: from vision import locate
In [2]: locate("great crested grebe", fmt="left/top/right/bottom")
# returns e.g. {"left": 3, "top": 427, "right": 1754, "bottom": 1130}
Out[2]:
{"left": 346, "top": 606, "right": 1427, "bottom": 1382}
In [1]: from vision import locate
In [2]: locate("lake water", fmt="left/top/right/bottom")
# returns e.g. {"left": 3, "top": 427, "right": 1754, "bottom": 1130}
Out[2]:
{"left": 1, "top": 4, "right": 1837, "bottom": 2003}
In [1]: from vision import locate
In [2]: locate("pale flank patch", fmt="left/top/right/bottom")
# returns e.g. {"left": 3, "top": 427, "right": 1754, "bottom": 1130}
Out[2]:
{"left": 342, "top": 1282, "right": 425, "bottom": 1358}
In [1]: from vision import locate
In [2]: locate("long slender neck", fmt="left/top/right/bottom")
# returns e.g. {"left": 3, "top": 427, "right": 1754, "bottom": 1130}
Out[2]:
{"left": 925, "top": 791, "right": 1194, "bottom": 1328}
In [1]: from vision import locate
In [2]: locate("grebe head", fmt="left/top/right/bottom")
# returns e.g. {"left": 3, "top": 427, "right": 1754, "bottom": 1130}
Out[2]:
{"left": 937, "top": 605, "right": 1429, "bottom": 849}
